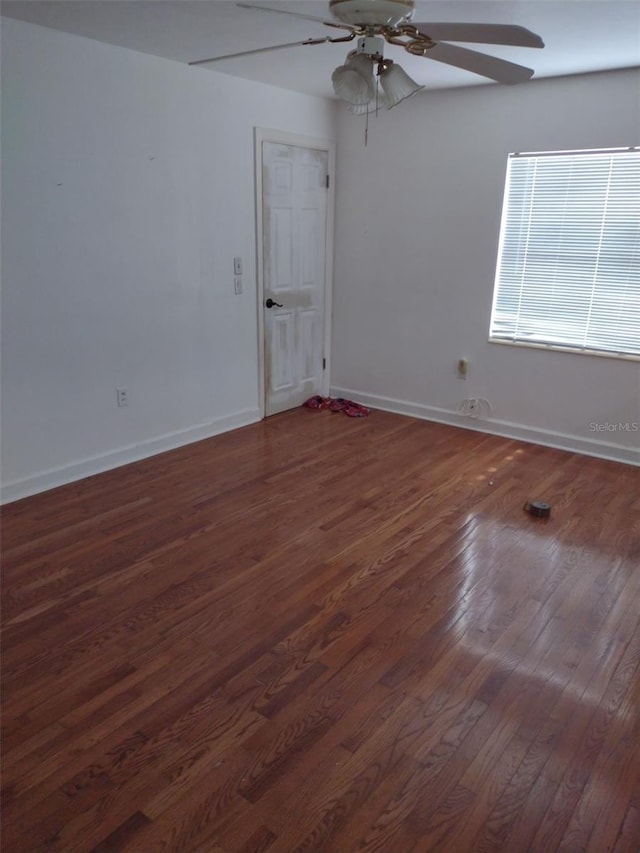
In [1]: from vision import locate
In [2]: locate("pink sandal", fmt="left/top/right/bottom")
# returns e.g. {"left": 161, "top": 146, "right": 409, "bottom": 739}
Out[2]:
{"left": 304, "top": 395, "right": 330, "bottom": 410}
{"left": 329, "top": 398, "right": 370, "bottom": 417}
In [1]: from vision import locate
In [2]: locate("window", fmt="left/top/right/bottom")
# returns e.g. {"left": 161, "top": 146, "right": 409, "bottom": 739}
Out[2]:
{"left": 490, "top": 147, "right": 640, "bottom": 359}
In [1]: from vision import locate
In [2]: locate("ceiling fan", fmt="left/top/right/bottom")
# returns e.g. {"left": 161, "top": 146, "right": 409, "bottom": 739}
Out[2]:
{"left": 189, "top": 0, "right": 545, "bottom": 113}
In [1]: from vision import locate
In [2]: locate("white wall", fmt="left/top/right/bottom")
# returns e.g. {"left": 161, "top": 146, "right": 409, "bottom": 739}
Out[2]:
{"left": 3, "top": 21, "right": 637, "bottom": 504}
{"left": 331, "top": 69, "right": 640, "bottom": 464}
{"left": 1, "top": 17, "right": 336, "bottom": 501}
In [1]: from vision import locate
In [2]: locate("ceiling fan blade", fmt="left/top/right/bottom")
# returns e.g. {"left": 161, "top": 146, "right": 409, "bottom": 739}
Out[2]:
{"left": 236, "top": 2, "right": 337, "bottom": 26}
{"left": 413, "top": 22, "right": 544, "bottom": 49}
{"left": 189, "top": 40, "right": 309, "bottom": 66}
{"left": 423, "top": 42, "right": 534, "bottom": 84}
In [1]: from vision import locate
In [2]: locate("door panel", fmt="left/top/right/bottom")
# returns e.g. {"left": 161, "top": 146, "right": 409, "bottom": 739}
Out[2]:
{"left": 300, "top": 308, "right": 318, "bottom": 381}
{"left": 271, "top": 207, "right": 293, "bottom": 291}
{"left": 263, "top": 142, "right": 328, "bottom": 416}
{"left": 301, "top": 208, "right": 319, "bottom": 287}
{"left": 270, "top": 311, "right": 295, "bottom": 391}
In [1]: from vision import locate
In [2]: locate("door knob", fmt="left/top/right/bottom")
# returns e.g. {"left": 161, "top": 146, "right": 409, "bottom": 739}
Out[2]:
{"left": 265, "top": 298, "right": 283, "bottom": 309}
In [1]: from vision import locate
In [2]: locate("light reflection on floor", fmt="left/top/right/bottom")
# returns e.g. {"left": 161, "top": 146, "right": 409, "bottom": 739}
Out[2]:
{"left": 441, "top": 506, "right": 633, "bottom": 715}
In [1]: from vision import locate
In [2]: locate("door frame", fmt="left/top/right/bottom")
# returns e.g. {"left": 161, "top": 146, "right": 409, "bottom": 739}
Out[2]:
{"left": 254, "top": 127, "right": 336, "bottom": 419}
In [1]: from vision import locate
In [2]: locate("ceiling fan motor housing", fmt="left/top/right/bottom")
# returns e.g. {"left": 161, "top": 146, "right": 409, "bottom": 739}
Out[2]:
{"left": 329, "top": 0, "right": 416, "bottom": 27}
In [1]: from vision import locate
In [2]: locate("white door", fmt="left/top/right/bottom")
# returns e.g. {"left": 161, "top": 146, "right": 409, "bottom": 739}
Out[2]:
{"left": 262, "top": 142, "right": 328, "bottom": 416}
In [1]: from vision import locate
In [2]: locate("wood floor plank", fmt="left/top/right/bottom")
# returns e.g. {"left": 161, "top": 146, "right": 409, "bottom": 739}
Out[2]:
{"left": 2, "top": 409, "right": 639, "bottom": 852}
{"left": 528, "top": 617, "right": 640, "bottom": 852}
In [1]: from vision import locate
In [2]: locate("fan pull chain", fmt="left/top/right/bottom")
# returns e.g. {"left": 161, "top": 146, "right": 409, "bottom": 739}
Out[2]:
{"left": 364, "top": 74, "right": 382, "bottom": 147}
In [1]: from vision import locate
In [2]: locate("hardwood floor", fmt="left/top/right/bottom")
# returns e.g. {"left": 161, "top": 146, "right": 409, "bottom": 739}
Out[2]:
{"left": 2, "top": 408, "right": 639, "bottom": 852}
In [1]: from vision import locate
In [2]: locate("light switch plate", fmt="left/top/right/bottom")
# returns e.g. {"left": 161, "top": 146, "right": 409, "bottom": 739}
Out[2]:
{"left": 233, "top": 257, "right": 242, "bottom": 276}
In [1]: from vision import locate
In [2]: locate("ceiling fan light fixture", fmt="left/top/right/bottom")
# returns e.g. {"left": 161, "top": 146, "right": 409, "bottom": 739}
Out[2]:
{"left": 332, "top": 52, "right": 375, "bottom": 105}
{"left": 378, "top": 61, "right": 424, "bottom": 108}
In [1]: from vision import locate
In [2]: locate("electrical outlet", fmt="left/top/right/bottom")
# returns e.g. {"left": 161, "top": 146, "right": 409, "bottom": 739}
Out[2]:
{"left": 460, "top": 396, "right": 490, "bottom": 419}
{"left": 117, "top": 387, "right": 128, "bottom": 407}
{"left": 234, "top": 277, "right": 243, "bottom": 295}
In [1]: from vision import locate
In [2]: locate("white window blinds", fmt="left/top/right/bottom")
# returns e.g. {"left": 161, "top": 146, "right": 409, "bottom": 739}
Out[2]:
{"left": 490, "top": 148, "right": 640, "bottom": 358}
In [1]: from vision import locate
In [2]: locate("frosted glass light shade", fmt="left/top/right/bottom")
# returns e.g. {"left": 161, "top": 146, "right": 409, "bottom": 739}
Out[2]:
{"left": 347, "top": 92, "right": 388, "bottom": 114}
{"left": 379, "top": 62, "right": 424, "bottom": 108}
{"left": 332, "top": 53, "right": 375, "bottom": 105}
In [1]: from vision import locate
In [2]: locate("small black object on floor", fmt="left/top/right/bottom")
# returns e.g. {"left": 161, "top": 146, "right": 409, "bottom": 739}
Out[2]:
{"left": 524, "top": 500, "right": 552, "bottom": 518}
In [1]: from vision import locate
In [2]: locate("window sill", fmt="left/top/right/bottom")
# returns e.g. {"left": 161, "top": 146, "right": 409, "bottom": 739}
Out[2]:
{"left": 488, "top": 337, "right": 640, "bottom": 362}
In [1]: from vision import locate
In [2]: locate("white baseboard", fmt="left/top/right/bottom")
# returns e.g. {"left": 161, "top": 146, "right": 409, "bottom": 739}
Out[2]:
{"left": 1, "top": 408, "right": 261, "bottom": 504}
{"left": 331, "top": 387, "right": 640, "bottom": 467}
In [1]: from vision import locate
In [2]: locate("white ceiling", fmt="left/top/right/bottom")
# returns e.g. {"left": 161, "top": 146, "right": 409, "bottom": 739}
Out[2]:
{"left": 2, "top": 0, "right": 640, "bottom": 98}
